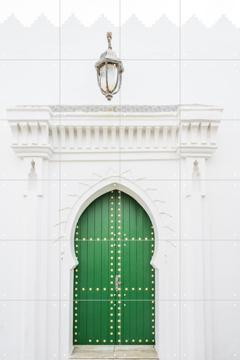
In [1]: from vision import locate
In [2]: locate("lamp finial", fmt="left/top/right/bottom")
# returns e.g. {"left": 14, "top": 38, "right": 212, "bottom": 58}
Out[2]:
{"left": 107, "top": 32, "right": 112, "bottom": 49}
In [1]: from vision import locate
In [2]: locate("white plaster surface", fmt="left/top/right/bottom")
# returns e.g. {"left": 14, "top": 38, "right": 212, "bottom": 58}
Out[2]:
{"left": 0, "top": 15, "right": 240, "bottom": 360}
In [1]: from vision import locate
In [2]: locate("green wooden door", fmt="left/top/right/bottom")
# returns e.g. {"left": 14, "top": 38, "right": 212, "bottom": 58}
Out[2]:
{"left": 73, "top": 190, "right": 155, "bottom": 345}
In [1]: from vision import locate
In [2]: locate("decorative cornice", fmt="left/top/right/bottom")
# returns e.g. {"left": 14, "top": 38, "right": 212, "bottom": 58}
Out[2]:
{"left": 7, "top": 105, "right": 222, "bottom": 159}
{"left": 48, "top": 105, "right": 179, "bottom": 113}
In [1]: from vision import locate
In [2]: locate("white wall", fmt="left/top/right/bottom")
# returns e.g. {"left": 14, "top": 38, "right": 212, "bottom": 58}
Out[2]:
{"left": 0, "top": 17, "right": 240, "bottom": 360}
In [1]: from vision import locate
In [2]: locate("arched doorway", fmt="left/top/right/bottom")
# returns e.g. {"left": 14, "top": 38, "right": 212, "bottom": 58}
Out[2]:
{"left": 73, "top": 189, "right": 155, "bottom": 345}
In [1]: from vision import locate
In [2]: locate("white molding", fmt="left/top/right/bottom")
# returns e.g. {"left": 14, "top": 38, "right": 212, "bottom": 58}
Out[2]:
{"left": 60, "top": 176, "right": 176, "bottom": 358}
{"left": 7, "top": 105, "right": 222, "bottom": 161}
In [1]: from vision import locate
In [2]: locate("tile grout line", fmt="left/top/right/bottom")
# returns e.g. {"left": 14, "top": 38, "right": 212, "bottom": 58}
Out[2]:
{"left": 58, "top": 0, "right": 62, "bottom": 358}
{"left": 2, "top": 58, "right": 240, "bottom": 61}
{"left": 179, "top": 0, "right": 182, "bottom": 358}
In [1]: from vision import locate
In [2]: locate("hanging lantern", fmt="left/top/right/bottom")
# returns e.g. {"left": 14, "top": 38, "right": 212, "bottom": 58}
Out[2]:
{"left": 95, "top": 32, "right": 124, "bottom": 101}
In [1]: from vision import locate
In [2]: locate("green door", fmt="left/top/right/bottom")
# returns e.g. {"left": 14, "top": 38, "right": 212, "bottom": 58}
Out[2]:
{"left": 73, "top": 190, "right": 155, "bottom": 345}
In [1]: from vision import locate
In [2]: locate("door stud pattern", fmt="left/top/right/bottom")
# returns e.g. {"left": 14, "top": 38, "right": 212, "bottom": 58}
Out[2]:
{"left": 73, "top": 190, "right": 155, "bottom": 345}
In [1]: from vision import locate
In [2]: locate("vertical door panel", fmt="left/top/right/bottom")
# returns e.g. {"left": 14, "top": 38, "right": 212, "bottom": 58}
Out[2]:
{"left": 120, "top": 191, "right": 155, "bottom": 344}
{"left": 73, "top": 192, "right": 116, "bottom": 345}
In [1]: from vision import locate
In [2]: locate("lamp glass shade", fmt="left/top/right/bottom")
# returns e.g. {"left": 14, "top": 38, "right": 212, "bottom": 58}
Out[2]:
{"left": 100, "top": 63, "right": 118, "bottom": 93}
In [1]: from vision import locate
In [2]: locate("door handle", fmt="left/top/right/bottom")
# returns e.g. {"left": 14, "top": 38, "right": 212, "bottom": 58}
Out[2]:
{"left": 115, "top": 274, "right": 121, "bottom": 291}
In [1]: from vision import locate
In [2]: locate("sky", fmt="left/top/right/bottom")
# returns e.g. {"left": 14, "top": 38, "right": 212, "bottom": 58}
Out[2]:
{"left": 0, "top": 0, "right": 240, "bottom": 27}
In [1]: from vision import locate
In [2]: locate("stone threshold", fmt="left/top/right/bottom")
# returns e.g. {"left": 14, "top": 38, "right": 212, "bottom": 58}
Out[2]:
{"left": 70, "top": 345, "right": 159, "bottom": 359}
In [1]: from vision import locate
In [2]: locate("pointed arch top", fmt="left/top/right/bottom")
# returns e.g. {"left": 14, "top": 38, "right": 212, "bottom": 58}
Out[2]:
{"left": 64, "top": 177, "right": 167, "bottom": 270}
